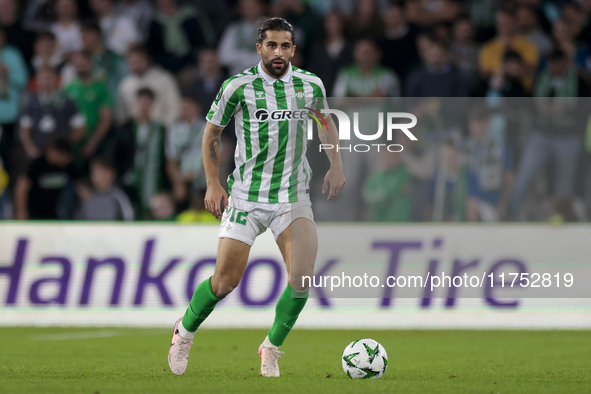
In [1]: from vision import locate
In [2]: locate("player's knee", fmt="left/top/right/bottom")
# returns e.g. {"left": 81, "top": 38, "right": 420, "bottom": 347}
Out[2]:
{"left": 289, "top": 273, "right": 313, "bottom": 292}
{"left": 211, "top": 282, "right": 237, "bottom": 299}
{"left": 211, "top": 275, "right": 241, "bottom": 298}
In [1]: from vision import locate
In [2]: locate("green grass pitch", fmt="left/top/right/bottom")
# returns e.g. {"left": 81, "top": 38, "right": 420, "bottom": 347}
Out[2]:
{"left": 1, "top": 327, "right": 590, "bottom": 393}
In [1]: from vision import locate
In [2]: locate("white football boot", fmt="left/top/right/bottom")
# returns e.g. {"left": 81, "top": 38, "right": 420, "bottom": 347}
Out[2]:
{"left": 258, "top": 344, "right": 284, "bottom": 377}
{"left": 168, "top": 318, "right": 193, "bottom": 375}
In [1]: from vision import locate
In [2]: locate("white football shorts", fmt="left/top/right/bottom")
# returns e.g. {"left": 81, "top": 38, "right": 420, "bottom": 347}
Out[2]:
{"left": 219, "top": 195, "right": 315, "bottom": 246}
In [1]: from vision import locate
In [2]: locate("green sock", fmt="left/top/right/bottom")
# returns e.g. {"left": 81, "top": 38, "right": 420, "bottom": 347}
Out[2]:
{"left": 268, "top": 284, "right": 309, "bottom": 346}
{"left": 181, "top": 276, "right": 221, "bottom": 332}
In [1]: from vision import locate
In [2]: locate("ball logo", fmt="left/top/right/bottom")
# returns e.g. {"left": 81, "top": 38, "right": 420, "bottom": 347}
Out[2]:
{"left": 255, "top": 109, "right": 269, "bottom": 121}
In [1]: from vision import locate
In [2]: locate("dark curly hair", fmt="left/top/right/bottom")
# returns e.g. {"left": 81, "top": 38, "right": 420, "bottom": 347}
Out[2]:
{"left": 257, "top": 17, "right": 295, "bottom": 45}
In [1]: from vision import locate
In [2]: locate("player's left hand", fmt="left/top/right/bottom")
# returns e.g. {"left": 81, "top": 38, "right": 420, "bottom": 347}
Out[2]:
{"left": 205, "top": 182, "right": 228, "bottom": 219}
{"left": 323, "top": 164, "right": 346, "bottom": 201}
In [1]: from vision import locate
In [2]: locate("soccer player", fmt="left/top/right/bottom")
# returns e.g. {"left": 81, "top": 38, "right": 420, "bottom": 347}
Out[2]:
{"left": 168, "top": 17, "right": 346, "bottom": 377}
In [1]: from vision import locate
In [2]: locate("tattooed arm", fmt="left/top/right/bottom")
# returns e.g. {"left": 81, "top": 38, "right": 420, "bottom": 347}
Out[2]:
{"left": 202, "top": 121, "right": 228, "bottom": 219}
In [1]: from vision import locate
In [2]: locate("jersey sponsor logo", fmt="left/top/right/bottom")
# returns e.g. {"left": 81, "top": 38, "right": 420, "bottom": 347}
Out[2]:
{"left": 255, "top": 108, "right": 269, "bottom": 121}
{"left": 254, "top": 109, "right": 310, "bottom": 122}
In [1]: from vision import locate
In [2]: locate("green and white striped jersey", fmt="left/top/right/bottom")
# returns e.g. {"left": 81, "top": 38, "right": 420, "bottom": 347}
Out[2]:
{"left": 206, "top": 62, "right": 327, "bottom": 203}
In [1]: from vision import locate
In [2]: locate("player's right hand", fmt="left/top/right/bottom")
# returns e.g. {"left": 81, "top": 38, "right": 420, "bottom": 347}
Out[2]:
{"left": 204, "top": 183, "right": 228, "bottom": 219}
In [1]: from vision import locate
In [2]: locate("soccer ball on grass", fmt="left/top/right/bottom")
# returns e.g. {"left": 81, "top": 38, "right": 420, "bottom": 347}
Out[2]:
{"left": 342, "top": 338, "right": 388, "bottom": 379}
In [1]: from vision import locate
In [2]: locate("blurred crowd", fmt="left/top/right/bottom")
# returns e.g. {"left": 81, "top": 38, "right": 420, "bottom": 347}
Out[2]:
{"left": 0, "top": 0, "right": 590, "bottom": 222}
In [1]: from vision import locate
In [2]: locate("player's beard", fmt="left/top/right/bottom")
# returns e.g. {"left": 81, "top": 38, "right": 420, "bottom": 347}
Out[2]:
{"left": 263, "top": 57, "right": 288, "bottom": 78}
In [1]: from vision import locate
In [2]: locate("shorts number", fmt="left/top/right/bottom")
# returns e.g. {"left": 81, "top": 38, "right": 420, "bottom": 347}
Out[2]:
{"left": 228, "top": 207, "right": 248, "bottom": 225}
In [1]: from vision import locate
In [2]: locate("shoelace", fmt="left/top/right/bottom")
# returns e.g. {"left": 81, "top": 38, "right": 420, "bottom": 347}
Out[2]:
{"left": 176, "top": 338, "right": 193, "bottom": 360}
{"left": 265, "top": 348, "right": 284, "bottom": 370}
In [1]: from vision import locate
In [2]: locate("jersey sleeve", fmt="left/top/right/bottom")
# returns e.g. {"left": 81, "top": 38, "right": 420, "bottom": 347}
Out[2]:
{"left": 206, "top": 79, "right": 244, "bottom": 127}
{"left": 318, "top": 78, "right": 329, "bottom": 112}
{"left": 306, "top": 76, "right": 329, "bottom": 113}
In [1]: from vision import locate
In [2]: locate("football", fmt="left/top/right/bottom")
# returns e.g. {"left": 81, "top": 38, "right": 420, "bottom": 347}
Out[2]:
{"left": 342, "top": 338, "right": 388, "bottom": 379}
